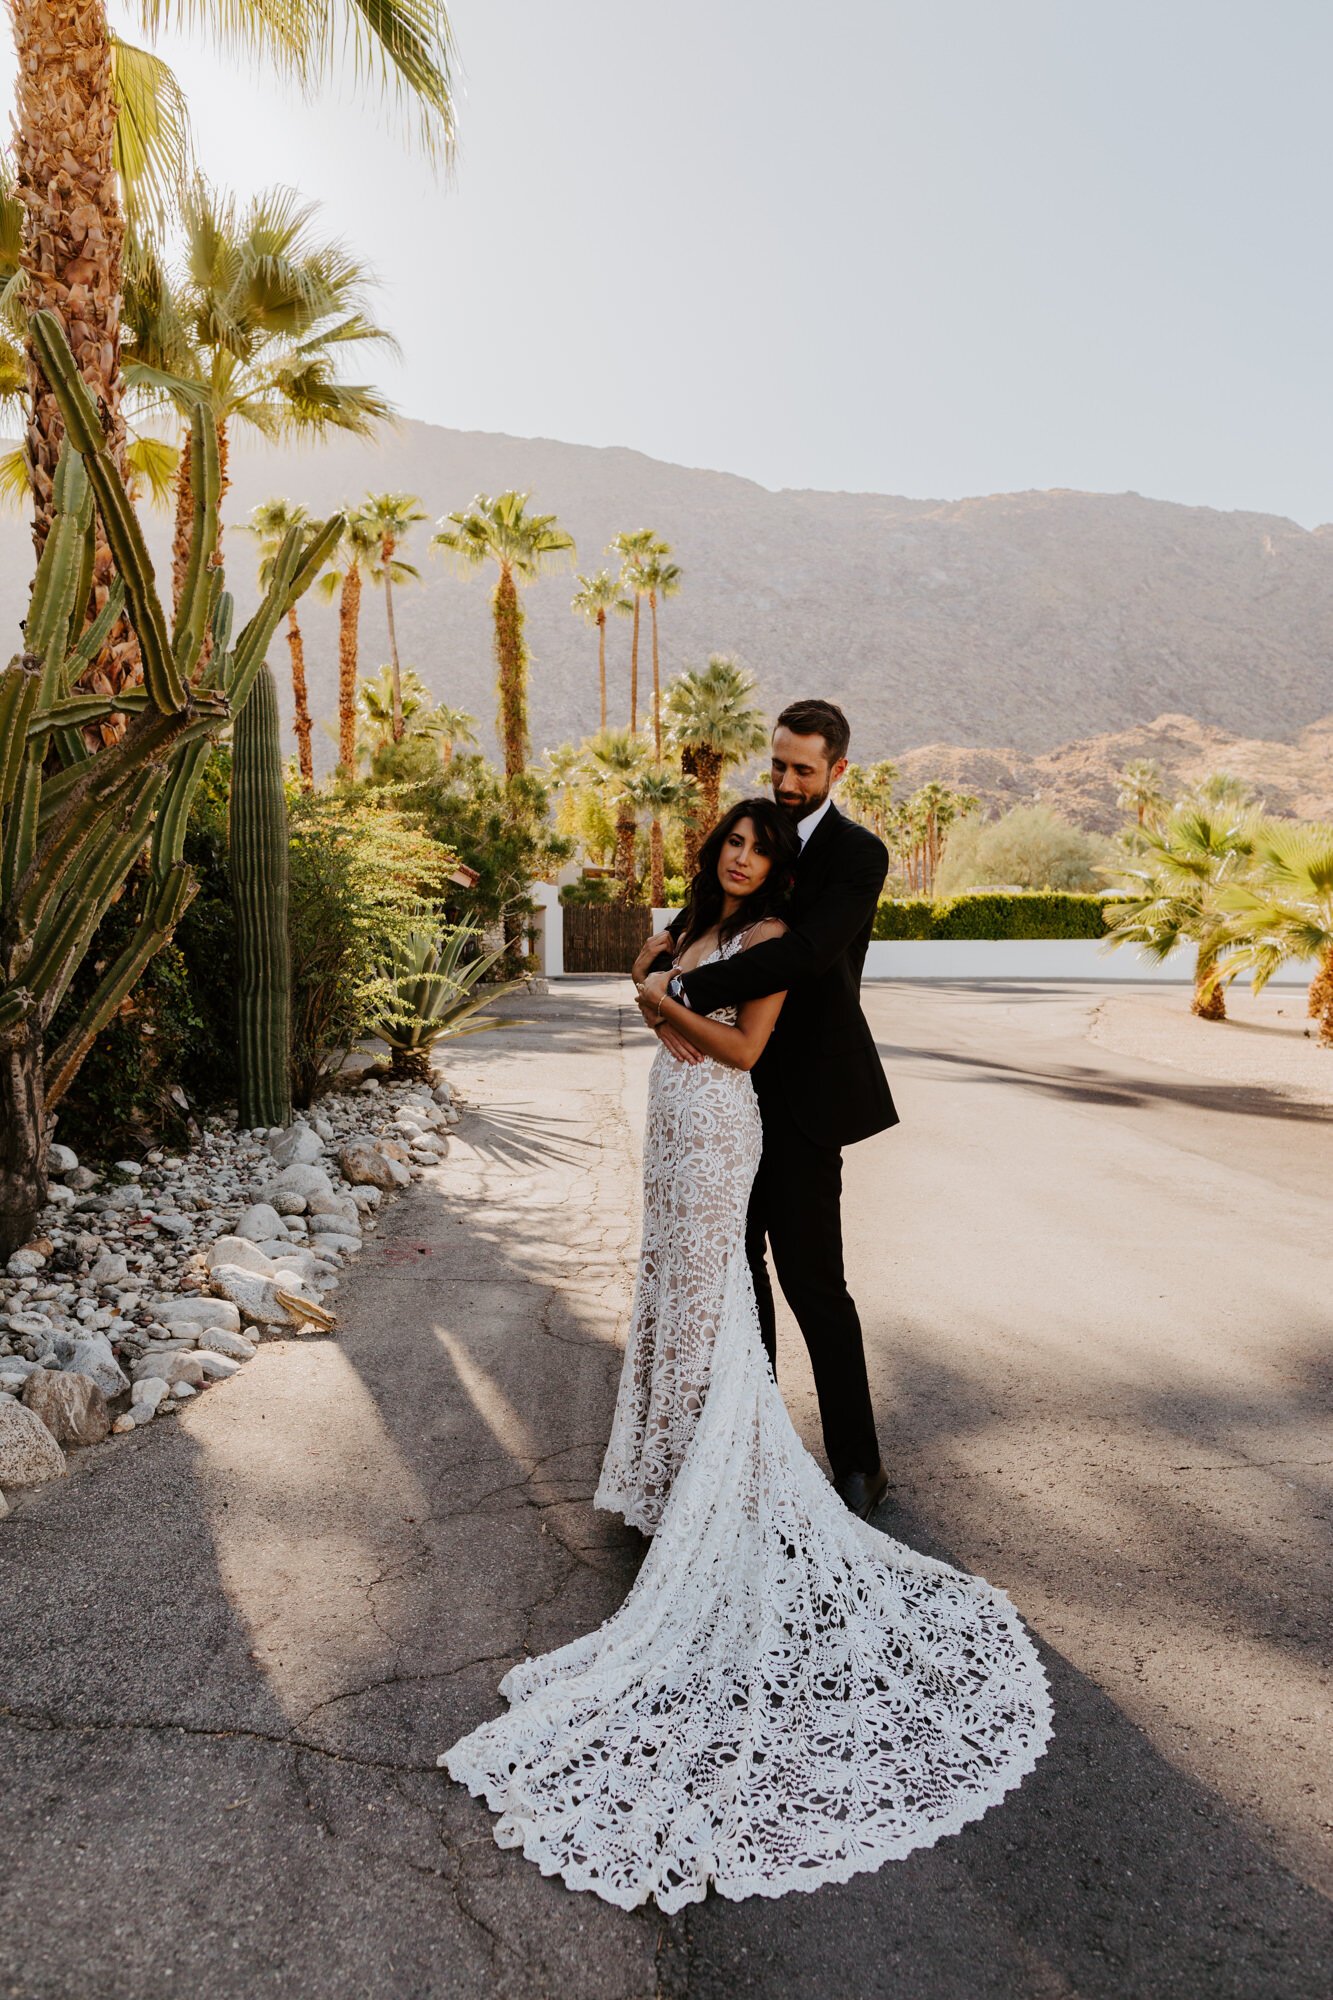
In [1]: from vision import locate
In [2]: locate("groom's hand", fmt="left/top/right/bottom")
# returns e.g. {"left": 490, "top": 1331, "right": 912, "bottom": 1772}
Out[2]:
{"left": 634, "top": 973, "right": 702, "bottom": 1063}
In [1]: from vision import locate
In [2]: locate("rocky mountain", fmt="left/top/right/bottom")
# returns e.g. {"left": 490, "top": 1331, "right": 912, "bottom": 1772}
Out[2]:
{"left": 892, "top": 712, "right": 1333, "bottom": 832}
{"left": 3, "top": 416, "right": 1332, "bottom": 797}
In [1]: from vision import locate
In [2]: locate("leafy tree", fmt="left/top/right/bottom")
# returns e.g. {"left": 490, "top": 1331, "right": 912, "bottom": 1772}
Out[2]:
{"left": 572, "top": 569, "right": 630, "bottom": 730}
{"left": 664, "top": 655, "right": 768, "bottom": 874}
{"left": 362, "top": 491, "right": 427, "bottom": 740}
{"left": 935, "top": 803, "right": 1109, "bottom": 897}
{"left": 434, "top": 491, "right": 575, "bottom": 780}
{"left": 403, "top": 756, "right": 571, "bottom": 936}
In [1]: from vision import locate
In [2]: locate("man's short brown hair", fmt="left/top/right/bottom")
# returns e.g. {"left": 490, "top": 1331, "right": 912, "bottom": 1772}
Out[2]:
{"left": 774, "top": 699, "right": 851, "bottom": 765}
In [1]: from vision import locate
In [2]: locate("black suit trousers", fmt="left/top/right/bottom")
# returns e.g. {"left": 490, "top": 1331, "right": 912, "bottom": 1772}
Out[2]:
{"left": 744, "top": 1099, "right": 881, "bottom": 1480}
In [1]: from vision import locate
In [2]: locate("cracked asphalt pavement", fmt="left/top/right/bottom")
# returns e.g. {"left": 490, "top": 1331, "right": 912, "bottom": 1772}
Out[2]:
{"left": 2, "top": 979, "right": 1329, "bottom": 2000}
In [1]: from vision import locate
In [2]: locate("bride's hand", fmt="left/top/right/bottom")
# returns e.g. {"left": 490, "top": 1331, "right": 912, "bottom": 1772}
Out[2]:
{"left": 632, "top": 930, "right": 675, "bottom": 984}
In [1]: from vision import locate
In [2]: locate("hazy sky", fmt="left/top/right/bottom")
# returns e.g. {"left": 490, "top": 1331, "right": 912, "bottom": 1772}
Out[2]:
{"left": 7, "top": 1, "right": 1331, "bottom": 521}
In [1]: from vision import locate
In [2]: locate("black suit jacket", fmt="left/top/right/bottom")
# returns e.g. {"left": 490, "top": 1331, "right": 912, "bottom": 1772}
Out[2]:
{"left": 668, "top": 805, "right": 898, "bottom": 1149}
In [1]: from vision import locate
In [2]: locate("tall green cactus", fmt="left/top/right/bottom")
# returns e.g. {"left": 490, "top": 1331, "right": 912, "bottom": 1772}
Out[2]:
{"left": 231, "top": 663, "right": 292, "bottom": 1129}
{"left": 0, "top": 310, "right": 340, "bottom": 1252}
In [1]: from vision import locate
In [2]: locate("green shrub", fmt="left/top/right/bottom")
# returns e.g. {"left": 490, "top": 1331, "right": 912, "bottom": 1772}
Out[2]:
{"left": 873, "top": 892, "right": 1121, "bottom": 941}
{"left": 559, "top": 876, "right": 619, "bottom": 907}
{"left": 935, "top": 804, "right": 1112, "bottom": 895}
{"left": 393, "top": 755, "right": 571, "bottom": 933}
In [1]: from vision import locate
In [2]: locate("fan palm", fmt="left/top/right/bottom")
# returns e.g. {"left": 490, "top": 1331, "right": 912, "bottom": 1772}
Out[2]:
{"left": 243, "top": 497, "right": 318, "bottom": 788}
{"left": 583, "top": 728, "right": 651, "bottom": 904}
{"left": 628, "top": 764, "right": 695, "bottom": 909}
{"left": 124, "top": 180, "right": 395, "bottom": 611}
{"left": 664, "top": 656, "right": 768, "bottom": 874}
{"left": 1115, "top": 758, "right": 1168, "bottom": 832}
{"left": 610, "top": 529, "right": 664, "bottom": 734}
{"left": 1104, "top": 803, "right": 1258, "bottom": 1020}
{"left": 1213, "top": 821, "right": 1333, "bottom": 1044}
{"left": 433, "top": 492, "right": 575, "bottom": 781}
{"left": 572, "top": 569, "right": 630, "bottom": 730}
{"left": 362, "top": 491, "right": 426, "bottom": 741}
{"left": 318, "top": 507, "right": 383, "bottom": 777}
{"left": 842, "top": 759, "right": 899, "bottom": 842}
{"left": 357, "top": 666, "right": 476, "bottom": 768}
{"left": 10, "top": 0, "right": 456, "bottom": 569}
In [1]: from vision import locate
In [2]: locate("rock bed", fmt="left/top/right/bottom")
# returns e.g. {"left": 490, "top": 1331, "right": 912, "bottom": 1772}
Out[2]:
{"left": 0, "top": 1070, "right": 461, "bottom": 1514}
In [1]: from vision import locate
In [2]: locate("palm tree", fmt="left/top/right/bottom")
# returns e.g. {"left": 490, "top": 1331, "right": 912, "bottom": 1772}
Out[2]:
{"left": 1116, "top": 758, "right": 1168, "bottom": 831}
{"left": 319, "top": 507, "right": 382, "bottom": 777}
{"left": 362, "top": 491, "right": 426, "bottom": 741}
{"left": 431, "top": 704, "right": 480, "bottom": 768}
{"left": 124, "top": 181, "right": 395, "bottom": 612}
{"left": 664, "top": 656, "right": 768, "bottom": 874}
{"left": 433, "top": 492, "right": 575, "bottom": 782}
{"left": 243, "top": 497, "right": 319, "bottom": 788}
{"left": 628, "top": 764, "right": 695, "bottom": 908}
{"left": 611, "top": 529, "right": 663, "bottom": 734}
{"left": 637, "top": 548, "right": 683, "bottom": 757}
{"left": 571, "top": 570, "right": 630, "bottom": 730}
{"left": 1214, "top": 821, "right": 1333, "bottom": 1044}
{"left": 583, "top": 728, "right": 650, "bottom": 904}
{"left": 842, "top": 759, "right": 899, "bottom": 841}
{"left": 908, "top": 782, "right": 978, "bottom": 897}
{"left": 1104, "top": 803, "right": 1258, "bottom": 1020}
{"left": 10, "top": 0, "right": 456, "bottom": 571}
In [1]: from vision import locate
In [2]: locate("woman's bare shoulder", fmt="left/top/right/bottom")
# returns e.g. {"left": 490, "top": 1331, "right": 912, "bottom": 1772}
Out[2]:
{"left": 742, "top": 917, "right": 788, "bottom": 948}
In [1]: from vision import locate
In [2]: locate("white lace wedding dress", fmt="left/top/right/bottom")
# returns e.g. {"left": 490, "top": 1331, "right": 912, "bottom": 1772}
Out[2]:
{"left": 441, "top": 934, "right": 1053, "bottom": 1912}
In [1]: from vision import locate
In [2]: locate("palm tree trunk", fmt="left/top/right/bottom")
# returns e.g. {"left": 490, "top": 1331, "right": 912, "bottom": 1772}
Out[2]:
{"left": 649, "top": 816, "right": 665, "bottom": 907}
{"left": 382, "top": 534, "right": 405, "bottom": 741}
{"left": 1307, "top": 945, "right": 1333, "bottom": 1046}
{"left": 629, "top": 595, "right": 640, "bottom": 733}
{"left": 597, "top": 610, "right": 607, "bottom": 731}
{"left": 616, "top": 801, "right": 637, "bottom": 905}
{"left": 171, "top": 440, "right": 193, "bottom": 616}
{"left": 338, "top": 566, "right": 362, "bottom": 777}
{"left": 492, "top": 562, "right": 528, "bottom": 781}
{"left": 699, "top": 749, "right": 722, "bottom": 845}
{"left": 649, "top": 589, "right": 662, "bottom": 757}
{"left": 1192, "top": 942, "right": 1227, "bottom": 1021}
{"left": 287, "top": 606, "right": 314, "bottom": 791}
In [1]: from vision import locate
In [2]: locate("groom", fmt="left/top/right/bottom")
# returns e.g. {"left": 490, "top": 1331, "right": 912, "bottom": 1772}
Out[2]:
{"left": 639, "top": 699, "right": 897, "bottom": 1518}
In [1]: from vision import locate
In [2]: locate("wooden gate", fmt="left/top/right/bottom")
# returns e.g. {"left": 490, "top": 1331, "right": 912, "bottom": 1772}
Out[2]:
{"left": 562, "top": 904, "right": 652, "bottom": 973}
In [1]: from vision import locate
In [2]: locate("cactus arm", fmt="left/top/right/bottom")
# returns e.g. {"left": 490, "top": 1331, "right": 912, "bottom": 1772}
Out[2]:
{"left": 286, "top": 513, "right": 344, "bottom": 607}
{"left": 60, "top": 580, "right": 126, "bottom": 690}
{"left": 170, "top": 410, "right": 221, "bottom": 669}
{"left": 0, "top": 659, "right": 41, "bottom": 812}
{"left": 223, "top": 513, "right": 341, "bottom": 716}
{"left": 28, "top": 310, "right": 186, "bottom": 714}
{"left": 8, "top": 705, "right": 215, "bottom": 945}
{"left": 34, "top": 687, "right": 151, "bottom": 734}
{"left": 44, "top": 863, "right": 198, "bottom": 1108}
{"left": 151, "top": 736, "right": 212, "bottom": 880}
{"left": 23, "top": 782, "right": 165, "bottom": 1016}
{"left": 26, "top": 513, "right": 89, "bottom": 693}
{"left": 0, "top": 752, "right": 42, "bottom": 914}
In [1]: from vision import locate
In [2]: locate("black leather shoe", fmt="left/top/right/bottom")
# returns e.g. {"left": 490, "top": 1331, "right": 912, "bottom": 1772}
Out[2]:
{"left": 834, "top": 1462, "right": 889, "bottom": 1520}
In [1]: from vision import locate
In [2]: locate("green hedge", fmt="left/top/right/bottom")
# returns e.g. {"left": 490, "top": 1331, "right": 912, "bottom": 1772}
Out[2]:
{"left": 872, "top": 892, "right": 1123, "bottom": 941}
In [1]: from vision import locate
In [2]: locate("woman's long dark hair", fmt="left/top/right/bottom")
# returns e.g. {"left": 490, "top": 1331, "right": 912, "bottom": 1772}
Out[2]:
{"left": 677, "top": 798, "right": 799, "bottom": 953}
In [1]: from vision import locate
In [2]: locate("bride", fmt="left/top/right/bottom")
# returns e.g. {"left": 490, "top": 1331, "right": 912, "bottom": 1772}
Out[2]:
{"left": 441, "top": 800, "right": 1052, "bottom": 1912}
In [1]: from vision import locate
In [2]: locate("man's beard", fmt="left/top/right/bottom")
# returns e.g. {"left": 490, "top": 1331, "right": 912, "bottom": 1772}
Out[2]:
{"left": 773, "top": 778, "right": 830, "bottom": 819}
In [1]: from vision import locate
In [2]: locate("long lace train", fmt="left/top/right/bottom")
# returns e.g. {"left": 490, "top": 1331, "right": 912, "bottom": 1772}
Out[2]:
{"left": 442, "top": 1250, "right": 1052, "bottom": 1911}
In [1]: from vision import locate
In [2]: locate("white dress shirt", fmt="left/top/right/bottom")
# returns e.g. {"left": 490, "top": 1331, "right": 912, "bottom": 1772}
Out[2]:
{"left": 795, "top": 795, "right": 834, "bottom": 849}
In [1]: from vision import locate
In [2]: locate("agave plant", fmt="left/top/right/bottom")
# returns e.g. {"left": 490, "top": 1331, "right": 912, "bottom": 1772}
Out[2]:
{"left": 0, "top": 309, "right": 339, "bottom": 1251}
{"left": 372, "top": 925, "right": 529, "bottom": 1079}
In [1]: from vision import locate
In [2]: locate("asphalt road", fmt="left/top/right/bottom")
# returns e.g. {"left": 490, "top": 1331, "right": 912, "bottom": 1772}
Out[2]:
{"left": 1, "top": 979, "right": 1328, "bottom": 2000}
